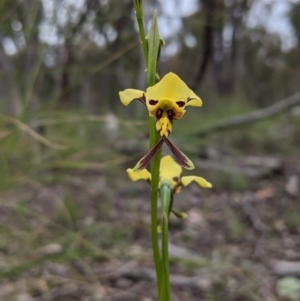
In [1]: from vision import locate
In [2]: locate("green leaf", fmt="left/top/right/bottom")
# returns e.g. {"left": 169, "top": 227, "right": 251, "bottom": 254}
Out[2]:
{"left": 147, "top": 10, "right": 160, "bottom": 87}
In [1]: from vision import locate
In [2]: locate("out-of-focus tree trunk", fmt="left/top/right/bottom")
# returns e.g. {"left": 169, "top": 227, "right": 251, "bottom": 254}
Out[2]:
{"left": 106, "top": 2, "right": 134, "bottom": 113}
{"left": 212, "top": 0, "right": 249, "bottom": 96}
{"left": 192, "top": 0, "right": 215, "bottom": 90}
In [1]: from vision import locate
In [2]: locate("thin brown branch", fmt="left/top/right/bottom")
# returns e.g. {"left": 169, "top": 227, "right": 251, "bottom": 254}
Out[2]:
{"left": 196, "top": 91, "right": 300, "bottom": 137}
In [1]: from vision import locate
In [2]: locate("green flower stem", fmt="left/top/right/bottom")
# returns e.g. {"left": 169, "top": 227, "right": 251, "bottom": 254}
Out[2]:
{"left": 160, "top": 181, "right": 172, "bottom": 301}
{"left": 149, "top": 121, "right": 162, "bottom": 299}
{"left": 133, "top": 3, "right": 164, "bottom": 299}
{"left": 147, "top": 11, "right": 163, "bottom": 300}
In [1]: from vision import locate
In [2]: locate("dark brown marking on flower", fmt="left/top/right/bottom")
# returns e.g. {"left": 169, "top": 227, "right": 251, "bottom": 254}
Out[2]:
{"left": 187, "top": 97, "right": 193, "bottom": 103}
{"left": 172, "top": 176, "right": 179, "bottom": 182}
{"left": 172, "top": 184, "right": 181, "bottom": 194}
{"left": 167, "top": 110, "right": 175, "bottom": 119}
{"left": 149, "top": 99, "right": 158, "bottom": 106}
{"left": 176, "top": 101, "right": 185, "bottom": 107}
{"left": 156, "top": 108, "right": 163, "bottom": 118}
{"left": 138, "top": 94, "right": 146, "bottom": 105}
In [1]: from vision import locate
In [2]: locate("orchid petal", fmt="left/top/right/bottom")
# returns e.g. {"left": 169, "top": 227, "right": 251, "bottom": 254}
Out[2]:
{"left": 146, "top": 73, "right": 192, "bottom": 102}
{"left": 127, "top": 168, "right": 151, "bottom": 182}
{"left": 181, "top": 176, "right": 212, "bottom": 188}
{"left": 119, "top": 89, "right": 145, "bottom": 106}
{"left": 159, "top": 155, "right": 182, "bottom": 188}
{"left": 186, "top": 91, "right": 203, "bottom": 107}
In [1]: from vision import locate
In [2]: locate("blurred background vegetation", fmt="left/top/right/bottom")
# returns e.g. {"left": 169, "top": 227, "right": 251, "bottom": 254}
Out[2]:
{"left": 1, "top": 0, "right": 300, "bottom": 300}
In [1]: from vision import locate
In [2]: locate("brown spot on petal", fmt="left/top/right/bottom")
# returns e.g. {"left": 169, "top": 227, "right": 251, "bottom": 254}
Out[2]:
{"left": 176, "top": 101, "right": 185, "bottom": 107}
{"left": 173, "top": 177, "right": 179, "bottom": 182}
{"left": 156, "top": 109, "right": 163, "bottom": 118}
{"left": 167, "top": 110, "right": 175, "bottom": 119}
{"left": 138, "top": 94, "right": 146, "bottom": 105}
{"left": 149, "top": 100, "right": 158, "bottom": 105}
{"left": 187, "top": 97, "right": 195, "bottom": 103}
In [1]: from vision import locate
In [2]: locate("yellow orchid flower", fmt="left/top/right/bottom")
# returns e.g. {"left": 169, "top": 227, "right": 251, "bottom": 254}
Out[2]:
{"left": 127, "top": 155, "right": 212, "bottom": 194}
{"left": 119, "top": 72, "right": 203, "bottom": 170}
{"left": 119, "top": 72, "right": 202, "bottom": 138}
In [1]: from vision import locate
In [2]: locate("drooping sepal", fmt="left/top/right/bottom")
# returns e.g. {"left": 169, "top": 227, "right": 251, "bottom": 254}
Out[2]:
{"left": 163, "top": 138, "right": 195, "bottom": 170}
{"left": 132, "top": 137, "right": 164, "bottom": 171}
{"left": 127, "top": 168, "right": 151, "bottom": 183}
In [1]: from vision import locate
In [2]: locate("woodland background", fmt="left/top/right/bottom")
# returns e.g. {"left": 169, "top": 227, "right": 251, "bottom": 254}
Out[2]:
{"left": 1, "top": 0, "right": 300, "bottom": 300}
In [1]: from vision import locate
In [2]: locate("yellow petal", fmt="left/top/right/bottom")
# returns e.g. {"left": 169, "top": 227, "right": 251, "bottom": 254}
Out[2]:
{"left": 181, "top": 176, "right": 212, "bottom": 188}
{"left": 145, "top": 72, "right": 201, "bottom": 108}
{"left": 119, "top": 89, "right": 144, "bottom": 106}
{"left": 159, "top": 155, "right": 182, "bottom": 188}
{"left": 127, "top": 168, "right": 151, "bottom": 182}
{"left": 186, "top": 91, "right": 203, "bottom": 107}
{"left": 146, "top": 73, "right": 190, "bottom": 101}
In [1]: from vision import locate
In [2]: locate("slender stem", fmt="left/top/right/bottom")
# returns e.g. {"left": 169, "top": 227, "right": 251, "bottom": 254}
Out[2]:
{"left": 149, "top": 116, "right": 162, "bottom": 298}
{"left": 133, "top": 3, "right": 163, "bottom": 299}
{"left": 147, "top": 14, "right": 163, "bottom": 299}
{"left": 162, "top": 215, "right": 170, "bottom": 300}
{"left": 160, "top": 182, "right": 172, "bottom": 301}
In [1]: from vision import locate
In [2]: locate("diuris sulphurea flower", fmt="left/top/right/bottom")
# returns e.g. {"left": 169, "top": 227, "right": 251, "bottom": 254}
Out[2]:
{"left": 119, "top": 72, "right": 202, "bottom": 138}
{"left": 119, "top": 73, "right": 203, "bottom": 171}
{"left": 127, "top": 155, "right": 212, "bottom": 193}
{"left": 127, "top": 155, "right": 212, "bottom": 219}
